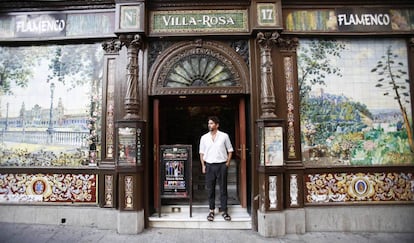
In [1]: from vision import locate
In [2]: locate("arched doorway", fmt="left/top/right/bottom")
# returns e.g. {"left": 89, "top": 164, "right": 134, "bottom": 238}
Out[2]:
{"left": 148, "top": 39, "right": 250, "bottom": 221}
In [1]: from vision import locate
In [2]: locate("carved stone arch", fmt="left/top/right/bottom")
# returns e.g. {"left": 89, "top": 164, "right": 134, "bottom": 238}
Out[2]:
{"left": 149, "top": 39, "right": 250, "bottom": 95}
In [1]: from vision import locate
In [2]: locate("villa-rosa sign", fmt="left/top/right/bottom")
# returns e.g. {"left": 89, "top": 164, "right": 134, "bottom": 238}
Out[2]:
{"left": 150, "top": 10, "right": 249, "bottom": 35}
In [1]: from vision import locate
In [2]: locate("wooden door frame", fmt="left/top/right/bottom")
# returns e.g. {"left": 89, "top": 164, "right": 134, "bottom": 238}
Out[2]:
{"left": 153, "top": 98, "right": 160, "bottom": 209}
{"left": 238, "top": 97, "right": 247, "bottom": 208}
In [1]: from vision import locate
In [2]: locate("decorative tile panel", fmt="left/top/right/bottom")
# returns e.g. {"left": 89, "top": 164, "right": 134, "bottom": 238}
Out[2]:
{"left": 105, "top": 58, "right": 115, "bottom": 159}
{"left": 125, "top": 176, "right": 134, "bottom": 209}
{"left": 284, "top": 56, "right": 296, "bottom": 158}
{"left": 104, "top": 174, "right": 113, "bottom": 207}
{"left": 269, "top": 175, "right": 277, "bottom": 209}
{"left": 0, "top": 173, "right": 96, "bottom": 203}
{"left": 290, "top": 174, "right": 299, "bottom": 206}
{"left": 305, "top": 172, "right": 414, "bottom": 204}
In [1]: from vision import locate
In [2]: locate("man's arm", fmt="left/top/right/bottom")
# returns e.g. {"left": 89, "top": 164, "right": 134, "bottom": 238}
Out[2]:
{"left": 224, "top": 134, "right": 233, "bottom": 167}
{"left": 200, "top": 153, "right": 206, "bottom": 174}
{"left": 226, "top": 152, "right": 232, "bottom": 167}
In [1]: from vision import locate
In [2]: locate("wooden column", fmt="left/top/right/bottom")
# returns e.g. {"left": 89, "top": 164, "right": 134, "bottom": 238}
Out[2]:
{"left": 256, "top": 31, "right": 279, "bottom": 119}
{"left": 119, "top": 34, "right": 142, "bottom": 120}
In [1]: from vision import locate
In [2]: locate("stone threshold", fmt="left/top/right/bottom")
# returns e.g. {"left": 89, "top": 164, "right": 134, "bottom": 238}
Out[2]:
{"left": 148, "top": 205, "right": 251, "bottom": 229}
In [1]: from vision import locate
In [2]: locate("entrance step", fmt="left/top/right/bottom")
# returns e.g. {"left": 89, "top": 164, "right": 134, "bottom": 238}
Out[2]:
{"left": 148, "top": 205, "right": 251, "bottom": 229}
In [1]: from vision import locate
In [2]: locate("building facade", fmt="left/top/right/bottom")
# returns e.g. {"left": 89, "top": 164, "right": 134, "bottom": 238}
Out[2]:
{"left": 0, "top": 0, "right": 413, "bottom": 236}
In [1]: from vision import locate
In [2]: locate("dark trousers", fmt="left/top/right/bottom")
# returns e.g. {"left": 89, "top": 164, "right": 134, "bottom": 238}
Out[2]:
{"left": 205, "top": 162, "right": 228, "bottom": 212}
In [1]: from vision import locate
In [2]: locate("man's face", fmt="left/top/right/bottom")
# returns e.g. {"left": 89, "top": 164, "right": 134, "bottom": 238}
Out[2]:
{"left": 208, "top": 120, "right": 218, "bottom": 131}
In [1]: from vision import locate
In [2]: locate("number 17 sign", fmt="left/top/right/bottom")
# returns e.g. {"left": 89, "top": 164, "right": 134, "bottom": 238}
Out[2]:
{"left": 257, "top": 2, "right": 281, "bottom": 27}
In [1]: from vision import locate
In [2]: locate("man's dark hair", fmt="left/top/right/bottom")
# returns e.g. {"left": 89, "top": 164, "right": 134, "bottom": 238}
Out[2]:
{"left": 208, "top": 116, "right": 220, "bottom": 124}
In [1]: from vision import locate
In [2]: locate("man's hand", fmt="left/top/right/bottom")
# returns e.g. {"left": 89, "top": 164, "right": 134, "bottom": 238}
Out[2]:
{"left": 200, "top": 153, "right": 205, "bottom": 174}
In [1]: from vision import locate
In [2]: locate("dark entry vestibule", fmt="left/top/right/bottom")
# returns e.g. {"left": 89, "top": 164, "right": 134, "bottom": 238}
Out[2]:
{"left": 156, "top": 95, "right": 242, "bottom": 206}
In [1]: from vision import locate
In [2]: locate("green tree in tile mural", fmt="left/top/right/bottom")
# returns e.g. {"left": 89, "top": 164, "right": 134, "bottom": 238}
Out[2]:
{"left": 372, "top": 46, "right": 414, "bottom": 152}
{"left": 47, "top": 45, "right": 104, "bottom": 164}
{"left": 0, "top": 47, "right": 42, "bottom": 95}
{"left": 47, "top": 45, "right": 103, "bottom": 89}
{"left": 299, "top": 39, "right": 413, "bottom": 166}
{"left": 298, "top": 40, "right": 345, "bottom": 109}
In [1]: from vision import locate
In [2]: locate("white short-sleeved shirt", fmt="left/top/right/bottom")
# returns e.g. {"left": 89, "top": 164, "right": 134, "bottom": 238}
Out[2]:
{"left": 199, "top": 130, "right": 234, "bottom": 163}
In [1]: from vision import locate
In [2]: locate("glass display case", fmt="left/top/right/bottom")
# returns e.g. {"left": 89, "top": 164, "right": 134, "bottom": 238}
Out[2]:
{"left": 257, "top": 119, "right": 285, "bottom": 167}
{"left": 257, "top": 119, "right": 285, "bottom": 211}
{"left": 116, "top": 121, "right": 144, "bottom": 167}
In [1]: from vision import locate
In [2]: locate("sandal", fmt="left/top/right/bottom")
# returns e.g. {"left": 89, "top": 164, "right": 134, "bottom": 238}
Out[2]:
{"left": 222, "top": 212, "right": 231, "bottom": 221}
{"left": 207, "top": 212, "right": 214, "bottom": 221}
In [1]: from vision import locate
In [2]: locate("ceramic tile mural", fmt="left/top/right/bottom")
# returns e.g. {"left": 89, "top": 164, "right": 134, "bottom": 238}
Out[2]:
{"left": 298, "top": 39, "right": 413, "bottom": 166}
{"left": 0, "top": 43, "right": 103, "bottom": 167}
{"left": 285, "top": 10, "right": 335, "bottom": 32}
{"left": 0, "top": 173, "right": 97, "bottom": 203}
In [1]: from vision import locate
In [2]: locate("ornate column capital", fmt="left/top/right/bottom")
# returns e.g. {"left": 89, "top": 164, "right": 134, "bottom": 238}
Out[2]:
{"left": 256, "top": 31, "right": 280, "bottom": 50}
{"left": 277, "top": 37, "right": 299, "bottom": 51}
{"left": 409, "top": 37, "right": 414, "bottom": 47}
{"left": 119, "top": 34, "right": 142, "bottom": 50}
{"left": 102, "top": 39, "right": 122, "bottom": 54}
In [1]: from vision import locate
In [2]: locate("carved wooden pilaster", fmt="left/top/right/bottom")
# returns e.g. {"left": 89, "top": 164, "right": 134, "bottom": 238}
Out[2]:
{"left": 119, "top": 34, "right": 142, "bottom": 120}
{"left": 101, "top": 39, "right": 122, "bottom": 164}
{"left": 257, "top": 31, "right": 279, "bottom": 119}
{"left": 277, "top": 37, "right": 300, "bottom": 160}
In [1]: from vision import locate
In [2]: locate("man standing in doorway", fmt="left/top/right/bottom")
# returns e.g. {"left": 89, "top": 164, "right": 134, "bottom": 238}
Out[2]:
{"left": 199, "top": 116, "right": 233, "bottom": 222}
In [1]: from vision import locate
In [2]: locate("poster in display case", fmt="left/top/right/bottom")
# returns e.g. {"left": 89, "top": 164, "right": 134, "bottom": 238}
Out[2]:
{"left": 258, "top": 120, "right": 285, "bottom": 166}
{"left": 116, "top": 121, "right": 143, "bottom": 166}
{"left": 160, "top": 145, "right": 191, "bottom": 197}
{"left": 159, "top": 144, "right": 192, "bottom": 217}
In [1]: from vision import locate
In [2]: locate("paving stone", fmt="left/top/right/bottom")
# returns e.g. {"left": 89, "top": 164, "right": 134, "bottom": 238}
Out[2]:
{"left": 0, "top": 222, "right": 413, "bottom": 243}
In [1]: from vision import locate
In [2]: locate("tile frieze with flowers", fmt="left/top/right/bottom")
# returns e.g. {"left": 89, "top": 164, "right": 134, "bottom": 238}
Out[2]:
{"left": 0, "top": 173, "right": 97, "bottom": 203}
{"left": 305, "top": 172, "right": 414, "bottom": 204}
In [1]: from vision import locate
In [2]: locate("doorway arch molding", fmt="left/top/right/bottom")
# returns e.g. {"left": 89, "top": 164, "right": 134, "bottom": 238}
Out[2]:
{"left": 148, "top": 39, "right": 250, "bottom": 96}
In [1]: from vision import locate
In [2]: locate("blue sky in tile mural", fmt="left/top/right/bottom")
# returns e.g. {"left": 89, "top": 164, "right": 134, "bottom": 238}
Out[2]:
{"left": 0, "top": 43, "right": 103, "bottom": 167}
{"left": 298, "top": 38, "right": 413, "bottom": 166}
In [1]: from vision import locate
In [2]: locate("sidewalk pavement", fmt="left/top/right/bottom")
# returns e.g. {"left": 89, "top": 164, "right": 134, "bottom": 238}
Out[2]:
{"left": 1, "top": 222, "right": 413, "bottom": 243}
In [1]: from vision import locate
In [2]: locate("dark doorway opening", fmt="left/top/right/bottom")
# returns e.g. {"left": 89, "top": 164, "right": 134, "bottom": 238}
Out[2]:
{"left": 159, "top": 95, "right": 240, "bottom": 205}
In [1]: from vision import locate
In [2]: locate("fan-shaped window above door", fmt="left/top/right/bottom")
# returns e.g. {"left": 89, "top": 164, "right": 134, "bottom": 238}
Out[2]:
{"left": 166, "top": 55, "right": 235, "bottom": 88}
{"left": 149, "top": 40, "right": 249, "bottom": 95}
